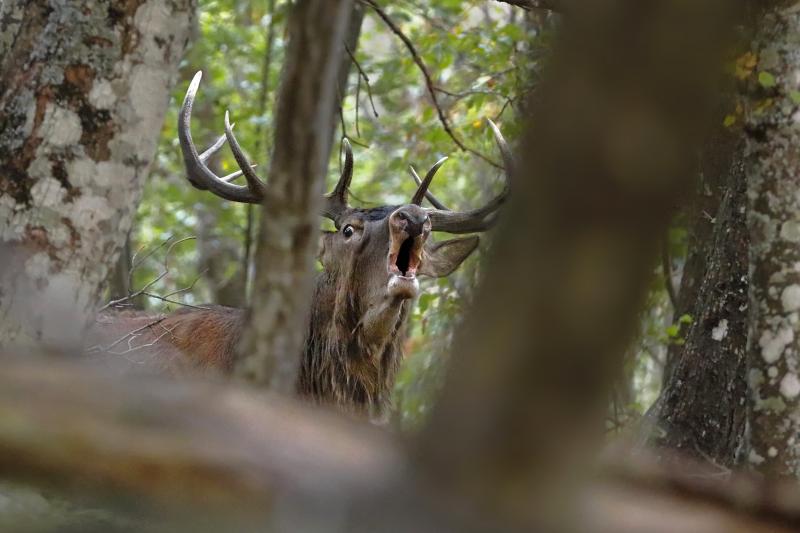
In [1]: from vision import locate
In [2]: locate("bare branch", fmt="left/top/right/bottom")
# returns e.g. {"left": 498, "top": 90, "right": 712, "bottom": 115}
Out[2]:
{"left": 100, "top": 237, "right": 200, "bottom": 312}
{"left": 360, "top": 0, "right": 502, "bottom": 169}
{"left": 344, "top": 43, "right": 379, "bottom": 120}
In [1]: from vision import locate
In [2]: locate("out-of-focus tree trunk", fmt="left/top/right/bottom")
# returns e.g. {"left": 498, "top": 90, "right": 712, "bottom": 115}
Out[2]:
{"left": 415, "top": 0, "right": 734, "bottom": 526}
{"left": 235, "top": 0, "right": 354, "bottom": 391}
{"left": 0, "top": 0, "right": 194, "bottom": 350}
{"left": 745, "top": 1, "right": 800, "bottom": 478}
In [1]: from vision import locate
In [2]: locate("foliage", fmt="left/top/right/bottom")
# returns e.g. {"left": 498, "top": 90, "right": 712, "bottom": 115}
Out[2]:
{"left": 129, "top": 0, "right": 681, "bottom": 429}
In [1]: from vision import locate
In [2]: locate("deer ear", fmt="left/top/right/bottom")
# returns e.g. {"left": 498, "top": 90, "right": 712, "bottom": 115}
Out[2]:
{"left": 419, "top": 236, "right": 479, "bottom": 278}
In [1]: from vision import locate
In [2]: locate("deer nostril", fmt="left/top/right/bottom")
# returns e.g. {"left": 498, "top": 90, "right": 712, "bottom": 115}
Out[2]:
{"left": 398, "top": 212, "right": 408, "bottom": 221}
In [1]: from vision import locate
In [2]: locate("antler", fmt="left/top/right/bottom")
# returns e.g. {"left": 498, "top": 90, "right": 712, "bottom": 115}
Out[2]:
{"left": 179, "top": 71, "right": 358, "bottom": 219}
{"left": 409, "top": 166, "right": 449, "bottom": 210}
{"left": 322, "top": 138, "right": 354, "bottom": 223}
{"left": 411, "top": 120, "right": 512, "bottom": 234}
{"left": 178, "top": 71, "right": 267, "bottom": 203}
{"left": 410, "top": 157, "right": 448, "bottom": 206}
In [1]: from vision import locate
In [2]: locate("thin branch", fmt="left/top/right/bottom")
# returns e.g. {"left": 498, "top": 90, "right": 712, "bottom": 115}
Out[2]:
{"left": 661, "top": 237, "right": 678, "bottom": 309}
{"left": 344, "top": 43, "right": 379, "bottom": 119}
{"left": 434, "top": 86, "right": 508, "bottom": 100}
{"left": 100, "top": 237, "right": 202, "bottom": 312}
{"left": 355, "top": 75, "right": 362, "bottom": 138}
{"left": 492, "top": 0, "right": 562, "bottom": 12}
{"left": 360, "top": 0, "right": 502, "bottom": 169}
{"left": 337, "top": 81, "right": 370, "bottom": 149}
{"left": 86, "top": 316, "right": 167, "bottom": 354}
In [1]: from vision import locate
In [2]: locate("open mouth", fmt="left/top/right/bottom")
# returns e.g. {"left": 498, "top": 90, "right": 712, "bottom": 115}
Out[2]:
{"left": 387, "top": 234, "right": 423, "bottom": 297}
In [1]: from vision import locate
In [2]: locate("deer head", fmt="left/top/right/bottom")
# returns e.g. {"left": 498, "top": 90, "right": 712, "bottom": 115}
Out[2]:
{"left": 177, "top": 71, "right": 510, "bottom": 413}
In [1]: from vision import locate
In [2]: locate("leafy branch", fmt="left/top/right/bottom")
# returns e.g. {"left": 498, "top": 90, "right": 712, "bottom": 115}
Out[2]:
{"left": 360, "top": 0, "right": 503, "bottom": 169}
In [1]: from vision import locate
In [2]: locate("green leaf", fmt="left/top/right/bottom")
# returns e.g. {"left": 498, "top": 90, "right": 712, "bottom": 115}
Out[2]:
{"left": 790, "top": 90, "right": 800, "bottom": 104}
{"left": 758, "top": 71, "right": 777, "bottom": 88}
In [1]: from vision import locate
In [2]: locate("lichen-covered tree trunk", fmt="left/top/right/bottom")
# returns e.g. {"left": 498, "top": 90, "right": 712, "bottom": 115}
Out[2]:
{"left": 0, "top": 0, "right": 193, "bottom": 350}
{"left": 235, "top": 0, "right": 354, "bottom": 390}
{"left": 746, "top": 2, "right": 800, "bottom": 478}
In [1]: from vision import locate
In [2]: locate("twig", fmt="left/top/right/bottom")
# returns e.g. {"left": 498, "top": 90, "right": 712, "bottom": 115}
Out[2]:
{"left": 87, "top": 316, "right": 167, "bottom": 354}
{"left": 163, "top": 269, "right": 207, "bottom": 299}
{"left": 344, "top": 43, "right": 379, "bottom": 119}
{"left": 661, "top": 237, "right": 678, "bottom": 309}
{"left": 493, "top": 98, "right": 514, "bottom": 121}
{"left": 434, "top": 87, "right": 508, "bottom": 100}
{"left": 355, "top": 76, "right": 362, "bottom": 138}
{"left": 140, "top": 293, "right": 210, "bottom": 311}
{"left": 100, "top": 237, "right": 204, "bottom": 312}
{"left": 493, "top": 0, "right": 562, "bottom": 12}
{"left": 360, "top": 0, "right": 502, "bottom": 169}
{"left": 337, "top": 82, "right": 370, "bottom": 150}
{"left": 109, "top": 323, "right": 179, "bottom": 358}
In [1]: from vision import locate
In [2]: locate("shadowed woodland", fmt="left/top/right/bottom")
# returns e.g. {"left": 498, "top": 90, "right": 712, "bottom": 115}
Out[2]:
{"left": 2, "top": 0, "right": 800, "bottom": 531}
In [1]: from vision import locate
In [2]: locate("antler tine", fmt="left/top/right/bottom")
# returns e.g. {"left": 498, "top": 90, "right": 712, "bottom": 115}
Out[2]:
{"left": 223, "top": 111, "right": 268, "bottom": 198}
{"left": 427, "top": 120, "right": 512, "bottom": 234}
{"left": 323, "top": 138, "right": 354, "bottom": 221}
{"left": 410, "top": 157, "right": 448, "bottom": 206}
{"left": 178, "top": 71, "right": 264, "bottom": 204}
{"left": 409, "top": 166, "right": 449, "bottom": 210}
{"left": 487, "top": 118, "right": 513, "bottom": 174}
{"left": 199, "top": 133, "right": 227, "bottom": 164}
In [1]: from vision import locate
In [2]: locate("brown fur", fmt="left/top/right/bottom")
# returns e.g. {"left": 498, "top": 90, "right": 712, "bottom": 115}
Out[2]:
{"left": 90, "top": 205, "right": 475, "bottom": 417}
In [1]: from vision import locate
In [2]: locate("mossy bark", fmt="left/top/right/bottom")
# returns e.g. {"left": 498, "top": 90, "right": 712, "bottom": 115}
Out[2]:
{"left": 0, "top": 0, "right": 194, "bottom": 350}
{"left": 745, "top": 2, "right": 800, "bottom": 478}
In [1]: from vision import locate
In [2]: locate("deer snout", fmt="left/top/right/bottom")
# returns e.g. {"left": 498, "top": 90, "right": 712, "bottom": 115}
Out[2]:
{"left": 390, "top": 206, "right": 430, "bottom": 238}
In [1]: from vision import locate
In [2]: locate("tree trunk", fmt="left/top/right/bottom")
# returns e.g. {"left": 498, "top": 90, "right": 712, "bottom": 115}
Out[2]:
{"left": 662, "top": 127, "right": 743, "bottom": 382}
{"left": 235, "top": 0, "right": 354, "bottom": 391}
{"left": 415, "top": 0, "right": 734, "bottom": 525}
{"left": 745, "top": 1, "right": 800, "bottom": 478}
{"left": 0, "top": 0, "right": 194, "bottom": 350}
{"left": 652, "top": 140, "right": 748, "bottom": 467}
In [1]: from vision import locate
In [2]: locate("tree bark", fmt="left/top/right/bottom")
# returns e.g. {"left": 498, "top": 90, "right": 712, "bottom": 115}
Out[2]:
{"left": 652, "top": 140, "right": 748, "bottom": 467}
{"left": 235, "top": 0, "right": 354, "bottom": 391}
{"left": 745, "top": 1, "right": 800, "bottom": 478}
{"left": 662, "top": 127, "right": 743, "bottom": 382}
{"left": 0, "top": 0, "right": 194, "bottom": 350}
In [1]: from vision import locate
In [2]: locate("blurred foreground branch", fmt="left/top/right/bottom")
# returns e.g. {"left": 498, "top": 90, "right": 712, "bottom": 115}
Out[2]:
{"left": 0, "top": 355, "right": 797, "bottom": 531}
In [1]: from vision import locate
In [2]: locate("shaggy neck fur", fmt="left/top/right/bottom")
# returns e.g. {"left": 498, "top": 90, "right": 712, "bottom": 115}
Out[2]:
{"left": 297, "top": 270, "right": 410, "bottom": 417}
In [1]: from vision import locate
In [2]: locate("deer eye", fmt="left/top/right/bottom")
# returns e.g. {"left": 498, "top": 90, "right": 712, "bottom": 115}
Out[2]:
{"left": 342, "top": 225, "right": 355, "bottom": 238}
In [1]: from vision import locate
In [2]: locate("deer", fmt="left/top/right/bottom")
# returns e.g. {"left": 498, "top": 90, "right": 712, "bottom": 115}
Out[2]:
{"left": 91, "top": 71, "right": 511, "bottom": 417}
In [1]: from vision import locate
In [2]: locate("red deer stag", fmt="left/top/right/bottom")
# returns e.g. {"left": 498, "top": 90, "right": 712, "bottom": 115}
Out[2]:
{"left": 94, "top": 72, "right": 511, "bottom": 417}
